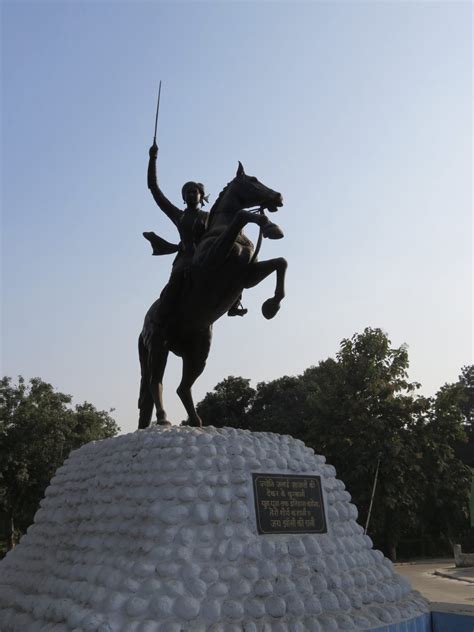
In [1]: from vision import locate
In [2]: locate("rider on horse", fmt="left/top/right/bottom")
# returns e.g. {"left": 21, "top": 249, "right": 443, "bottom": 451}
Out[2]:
{"left": 139, "top": 157, "right": 286, "bottom": 428}
{"left": 144, "top": 143, "right": 247, "bottom": 324}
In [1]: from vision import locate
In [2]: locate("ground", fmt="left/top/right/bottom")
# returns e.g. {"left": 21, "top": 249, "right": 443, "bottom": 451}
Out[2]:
{"left": 395, "top": 558, "right": 474, "bottom": 614}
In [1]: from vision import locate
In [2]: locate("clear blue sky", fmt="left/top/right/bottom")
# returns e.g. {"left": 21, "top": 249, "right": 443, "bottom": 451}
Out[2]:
{"left": 1, "top": 1, "right": 472, "bottom": 434}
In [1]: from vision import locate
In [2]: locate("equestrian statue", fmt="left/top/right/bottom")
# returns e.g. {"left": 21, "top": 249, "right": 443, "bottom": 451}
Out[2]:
{"left": 138, "top": 85, "right": 287, "bottom": 428}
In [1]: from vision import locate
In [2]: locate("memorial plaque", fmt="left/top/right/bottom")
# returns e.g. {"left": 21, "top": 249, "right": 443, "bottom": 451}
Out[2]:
{"left": 252, "top": 473, "right": 327, "bottom": 535}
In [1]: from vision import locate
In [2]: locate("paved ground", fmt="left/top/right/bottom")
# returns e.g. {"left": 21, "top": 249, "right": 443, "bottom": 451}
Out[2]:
{"left": 395, "top": 558, "right": 474, "bottom": 614}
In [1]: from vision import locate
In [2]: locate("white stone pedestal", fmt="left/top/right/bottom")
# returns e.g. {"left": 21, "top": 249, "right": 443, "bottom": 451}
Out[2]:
{"left": 0, "top": 426, "right": 429, "bottom": 631}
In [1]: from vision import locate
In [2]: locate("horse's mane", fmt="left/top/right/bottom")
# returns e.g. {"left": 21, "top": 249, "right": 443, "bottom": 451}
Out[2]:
{"left": 206, "top": 178, "right": 234, "bottom": 230}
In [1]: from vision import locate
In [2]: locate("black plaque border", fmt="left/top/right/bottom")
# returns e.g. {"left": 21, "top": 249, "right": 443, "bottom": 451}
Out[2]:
{"left": 252, "top": 473, "right": 327, "bottom": 535}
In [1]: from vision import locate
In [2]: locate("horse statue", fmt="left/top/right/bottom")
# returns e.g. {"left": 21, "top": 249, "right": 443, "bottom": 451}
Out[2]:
{"left": 138, "top": 162, "right": 287, "bottom": 428}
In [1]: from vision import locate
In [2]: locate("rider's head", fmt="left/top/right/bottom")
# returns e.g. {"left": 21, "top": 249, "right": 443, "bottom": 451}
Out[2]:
{"left": 182, "top": 181, "right": 208, "bottom": 208}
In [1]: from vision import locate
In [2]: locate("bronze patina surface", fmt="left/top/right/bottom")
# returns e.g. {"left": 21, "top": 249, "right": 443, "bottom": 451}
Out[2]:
{"left": 138, "top": 145, "right": 287, "bottom": 428}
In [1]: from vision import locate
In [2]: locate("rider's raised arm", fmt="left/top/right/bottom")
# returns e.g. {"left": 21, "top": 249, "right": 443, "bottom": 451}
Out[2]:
{"left": 147, "top": 144, "right": 182, "bottom": 227}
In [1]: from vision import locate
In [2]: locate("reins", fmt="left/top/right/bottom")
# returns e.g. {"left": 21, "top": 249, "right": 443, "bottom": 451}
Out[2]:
{"left": 249, "top": 206, "right": 265, "bottom": 265}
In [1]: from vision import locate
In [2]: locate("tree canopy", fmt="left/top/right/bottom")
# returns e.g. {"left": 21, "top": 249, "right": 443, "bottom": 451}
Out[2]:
{"left": 197, "top": 376, "right": 255, "bottom": 429}
{"left": 0, "top": 376, "right": 119, "bottom": 550}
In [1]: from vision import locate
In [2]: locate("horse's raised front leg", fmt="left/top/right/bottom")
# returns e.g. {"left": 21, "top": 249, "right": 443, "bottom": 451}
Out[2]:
{"left": 204, "top": 210, "right": 283, "bottom": 265}
{"left": 177, "top": 329, "right": 212, "bottom": 428}
{"left": 244, "top": 257, "right": 288, "bottom": 319}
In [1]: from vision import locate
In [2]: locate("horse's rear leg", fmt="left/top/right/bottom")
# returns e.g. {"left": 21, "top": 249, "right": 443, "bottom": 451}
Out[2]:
{"left": 138, "top": 335, "right": 154, "bottom": 429}
{"left": 244, "top": 257, "right": 288, "bottom": 319}
{"left": 149, "top": 337, "right": 171, "bottom": 425}
{"left": 177, "top": 331, "right": 212, "bottom": 428}
{"left": 138, "top": 378, "right": 154, "bottom": 429}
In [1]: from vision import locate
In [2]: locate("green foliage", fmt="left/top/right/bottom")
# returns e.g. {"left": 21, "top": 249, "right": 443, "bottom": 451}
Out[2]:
{"left": 197, "top": 376, "right": 255, "bottom": 429}
{"left": 299, "top": 329, "right": 427, "bottom": 559}
{"left": 418, "top": 372, "right": 472, "bottom": 545}
{"left": 0, "top": 376, "right": 119, "bottom": 550}
{"left": 453, "top": 365, "right": 474, "bottom": 467}
{"left": 249, "top": 376, "right": 308, "bottom": 436}
{"left": 197, "top": 328, "right": 471, "bottom": 560}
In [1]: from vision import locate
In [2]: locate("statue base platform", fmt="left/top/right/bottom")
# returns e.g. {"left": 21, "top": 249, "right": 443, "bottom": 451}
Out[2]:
{"left": 0, "top": 426, "right": 430, "bottom": 631}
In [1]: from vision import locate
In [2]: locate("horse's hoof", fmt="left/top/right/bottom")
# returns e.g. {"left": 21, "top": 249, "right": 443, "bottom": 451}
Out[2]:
{"left": 188, "top": 417, "right": 203, "bottom": 428}
{"left": 262, "top": 222, "right": 284, "bottom": 240}
{"left": 262, "top": 298, "right": 281, "bottom": 320}
{"left": 155, "top": 413, "right": 172, "bottom": 426}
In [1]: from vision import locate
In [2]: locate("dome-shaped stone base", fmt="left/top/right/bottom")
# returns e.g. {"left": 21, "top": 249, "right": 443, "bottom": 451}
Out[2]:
{"left": 0, "top": 426, "right": 429, "bottom": 631}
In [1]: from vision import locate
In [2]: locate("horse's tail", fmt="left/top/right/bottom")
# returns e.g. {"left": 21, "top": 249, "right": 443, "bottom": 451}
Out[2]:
{"left": 138, "top": 332, "right": 153, "bottom": 428}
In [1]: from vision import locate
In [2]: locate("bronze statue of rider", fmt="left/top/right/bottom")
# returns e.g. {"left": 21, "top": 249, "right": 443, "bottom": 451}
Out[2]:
{"left": 144, "top": 142, "right": 247, "bottom": 324}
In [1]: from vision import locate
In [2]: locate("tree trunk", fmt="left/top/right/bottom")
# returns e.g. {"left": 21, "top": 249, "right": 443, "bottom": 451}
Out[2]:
{"left": 5, "top": 507, "right": 15, "bottom": 551}
{"left": 387, "top": 543, "right": 397, "bottom": 562}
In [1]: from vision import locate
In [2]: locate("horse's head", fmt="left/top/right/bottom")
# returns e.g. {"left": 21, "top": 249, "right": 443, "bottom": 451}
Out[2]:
{"left": 206, "top": 163, "right": 284, "bottom": 230}
{"left": 233, "top": 162, "right": 283, "bottom": 213}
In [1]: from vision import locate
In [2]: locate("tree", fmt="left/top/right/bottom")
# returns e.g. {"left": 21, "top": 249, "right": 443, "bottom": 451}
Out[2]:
{"left": 452, "top": 365, "right": 474, "bottom": 467}
{"left": 415, "top": 383, "right": 471, "bottom": 548}
{"left": 301, "top": 328, "right": 427, "bottom": 560}
{"left": 249, "top": 376, "right": 309, "bottom": 436}
{"left": 0, "top": 376, "right": 119, "bottom": 550}
{"left": 415, "top": 366, "right": 473, "bottom": 552}
{"left": 196, "top": 376, "right": 255, "bottom": 428}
